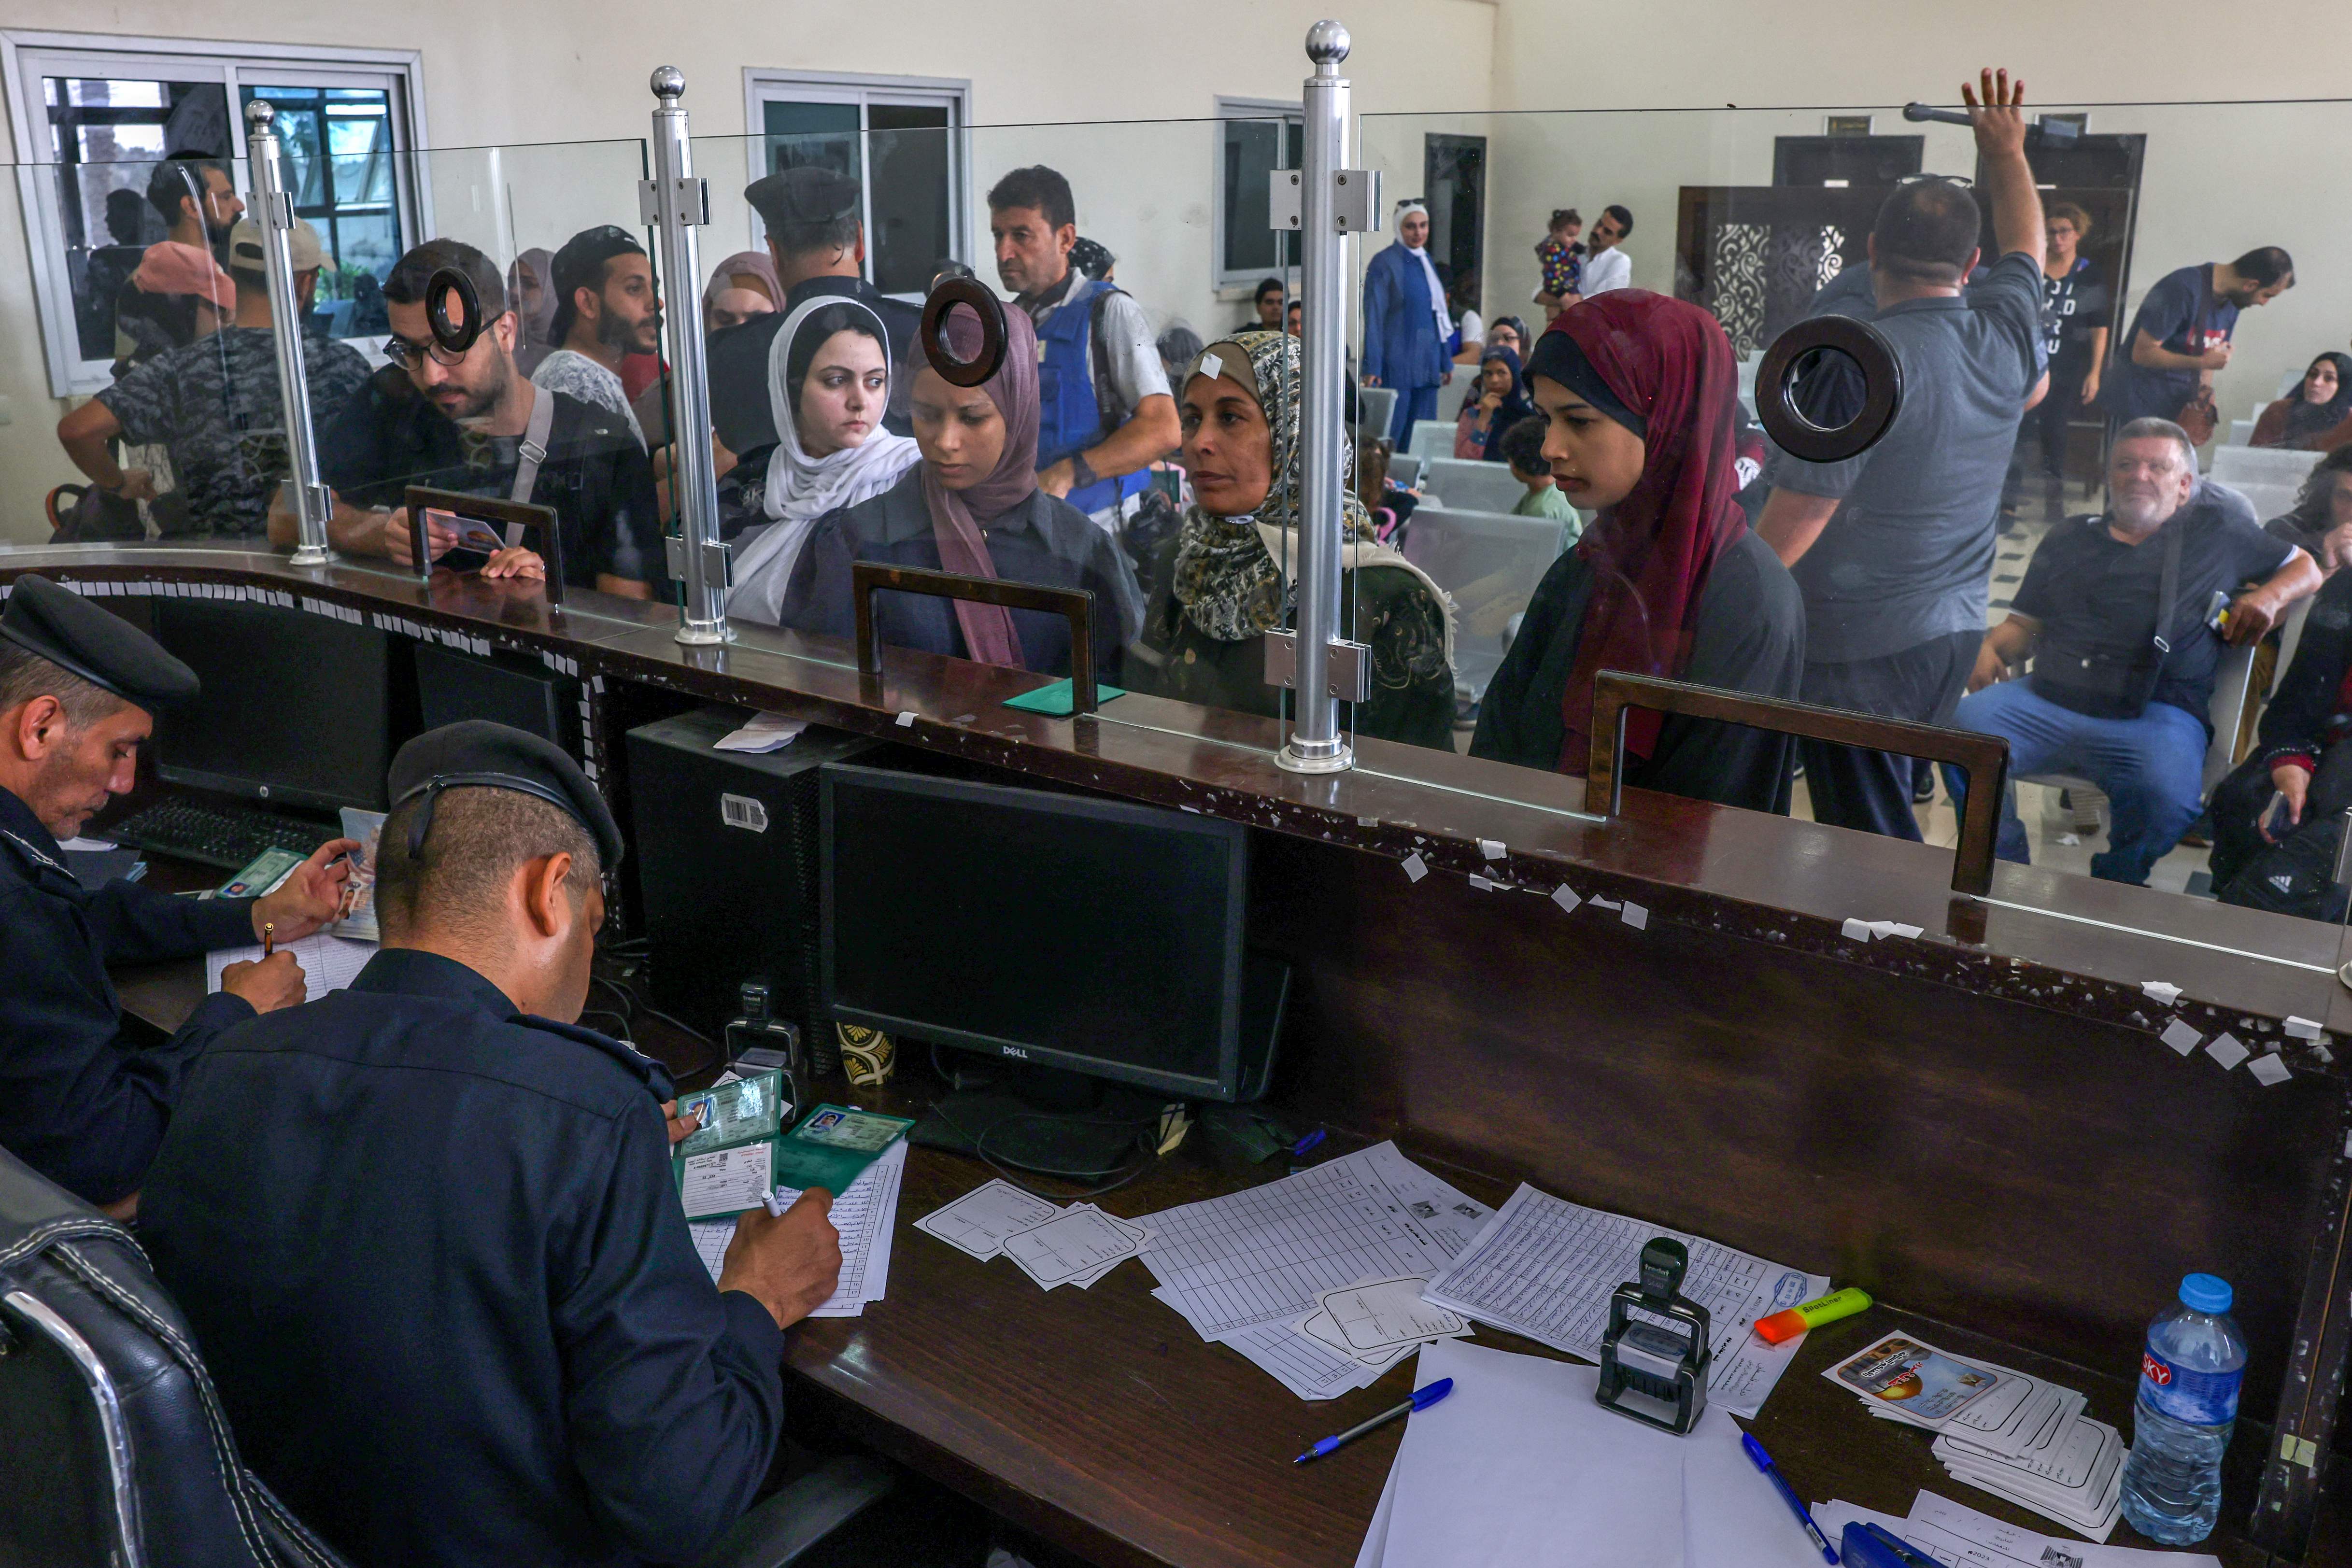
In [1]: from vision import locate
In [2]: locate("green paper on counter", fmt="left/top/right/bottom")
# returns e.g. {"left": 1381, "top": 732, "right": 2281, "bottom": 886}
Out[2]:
{"left": 772, "top": 1104, "right": 916, "bottom": 1194}
{"left": 673, "top": 1068, "right": 790, "bottom": 1158}
{"left": 1003, "top": 679, "right": 1126, "bottom": 716}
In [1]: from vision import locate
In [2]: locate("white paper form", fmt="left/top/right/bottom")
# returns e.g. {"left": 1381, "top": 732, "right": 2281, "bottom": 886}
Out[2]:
{"left": 1376, "top": 1339, "right": 1833, "bottom": 1568}
{"left": 206, "top": 932, "right": 378, "bottom": 1003}
{"left": 916, "top": 1179, "right": 1063, "bottom": 1259}
{"left": 690, "top": 1140, "right": 906, "bottom": 1317}
{"left": 1900, "top": 1490, "right": 2218, "bottom": 1567}
{"left": 1315, "top": 1275, "right": 1467, "bottom": 1354}
{"left": 1004, "top": 1206, "right": 1144, "bottom": 1287}
{"left": 1419, "top": 1183, "right": 1827, "bottom": 1418}
{"left": 1134, "top": 1142, "right": 1482, "bottom": 1339}
{"left": 681, "top": 1146, "right": 774, "bottom": 1218}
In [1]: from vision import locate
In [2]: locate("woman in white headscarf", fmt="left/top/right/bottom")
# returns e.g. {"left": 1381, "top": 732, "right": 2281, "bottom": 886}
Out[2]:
{"left": 725, "top": 297, "right": 921, "bottom": 625}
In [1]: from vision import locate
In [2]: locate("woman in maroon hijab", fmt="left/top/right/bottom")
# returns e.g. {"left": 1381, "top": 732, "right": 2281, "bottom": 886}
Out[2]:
{"left": 1470, "top": 290, "right": 1805, "bottom": 811}
{"left": 779, "top": 297, "right": 1141, "bottom": 678}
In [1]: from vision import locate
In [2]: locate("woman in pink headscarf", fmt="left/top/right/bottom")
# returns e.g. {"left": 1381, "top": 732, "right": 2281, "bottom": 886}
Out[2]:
{"left": 778, "top": 296, "right": 1141, "bottom": 678}
{"left": 703, "top": 250, "right": 783, "bottom": 334}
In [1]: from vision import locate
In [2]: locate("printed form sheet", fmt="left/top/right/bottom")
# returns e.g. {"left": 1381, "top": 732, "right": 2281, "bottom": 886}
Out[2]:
{"left": 206, "top": 933, "right": 378, "bottom": 1003}
{"left": 1134, "top": 1141, "right": 1490, "bottom": 1340}
{"left": 1421, "top": 1183, "right": 1827, "bottom": 1418}
{"left": 690, "top": 1139, "right": 905, "bottom": 1317}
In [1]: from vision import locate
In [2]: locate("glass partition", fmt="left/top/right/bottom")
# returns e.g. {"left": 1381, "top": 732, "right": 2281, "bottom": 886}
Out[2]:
{"left": 1357, "top": 99, "right": 2352, "bottom": 1003}
{"left": 8, "top": 90, "right": 2352, "bottom": 1005}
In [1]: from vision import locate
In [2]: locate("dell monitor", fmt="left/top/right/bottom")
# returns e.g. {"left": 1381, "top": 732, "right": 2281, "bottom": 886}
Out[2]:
{"left": 820, "top": 764, "right": 1283, "bottom": 1103}
{"left": 148, "top": 598, "right": 394, "bottom": 813}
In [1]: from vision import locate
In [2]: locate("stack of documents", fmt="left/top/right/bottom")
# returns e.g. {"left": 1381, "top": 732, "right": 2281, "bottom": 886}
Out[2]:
{"left": 1419, "top": 1184, "right": 1829, "bottom": 1418}
{"left": 916, "top": 1178, "right": 1155, "bottom": 1289}
{"left": 1825, "top": 1333, "right": 2122, "bottom": 1539}
{"left": 688, "top": 1139, "right": 906, "bottom": 1318}
{"left": 1295, "top": 1274, "right": 1471, "bottom": 1378}
{"left": 1130, "top": 1142, "right": 1494, "bottom": 1401}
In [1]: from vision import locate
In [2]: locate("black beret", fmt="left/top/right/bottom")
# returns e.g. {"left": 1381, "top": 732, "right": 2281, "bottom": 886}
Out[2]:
{"left": 746, "top": 166, "right": 860, "bottom": 234}
{"left": 0, "top": 574, "right": 198, "bottom": 706}
{"left": 388, "top": 720, "right": 623, "bottom": 870}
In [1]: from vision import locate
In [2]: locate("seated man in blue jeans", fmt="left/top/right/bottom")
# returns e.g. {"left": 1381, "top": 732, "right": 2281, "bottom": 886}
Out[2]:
{"left": 1955, "top": 417, "right": 2320, "bottom": 884}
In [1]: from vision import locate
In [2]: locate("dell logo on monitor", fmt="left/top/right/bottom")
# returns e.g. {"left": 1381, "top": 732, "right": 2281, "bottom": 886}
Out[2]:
{"left": 1001, "top": 1045, "right": 1029, "bottom": 1059}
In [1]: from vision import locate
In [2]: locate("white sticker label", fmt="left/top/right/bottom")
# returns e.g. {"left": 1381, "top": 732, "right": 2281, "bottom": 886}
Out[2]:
{"left": 1199, "top": 353, "right": 1223, "bottom": 381}
{"left": 2160, "top": 1020, "right": 2201, "bottom": 1055}
{"left": 896, "top": 710, "right": 917, "bottom": 727}
{"left": 2143, "top": 982, "right": 2183, "bottom": 1006}
{"left": 1467, "top": 874, "right": 1499, "bottom": 891}
{"left": 2247, "top": 1053, "right": 2292, "bottom": 1088}
{"left": 720, "top": 793, "right": 769, "bottom": 833}
{"left": 1478, "top": 839, "right": 1505, "bottom": 861}
{"left": 1551, "top": 885, "right": 1582, "bottom": 915}
{"left": 2284, "top": 1016, "right": 2324, "bottom": 1041}
{"left": 1841, "top": 918, "right": 1872, "bottom": 942}
{"left": 2206, "top": 1032, "right": 2250, "bottom": 1072}
{"left": 1401, "top": 853, "right": 1427, "bottom": 883}
{"left": 1621, "top": 902, "right": 1648, "bottom": 931}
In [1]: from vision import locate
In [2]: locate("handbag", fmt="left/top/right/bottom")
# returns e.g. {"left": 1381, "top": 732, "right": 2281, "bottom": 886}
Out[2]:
{"left": 2030, "top": 519, "right": 2186, "bottom": 720}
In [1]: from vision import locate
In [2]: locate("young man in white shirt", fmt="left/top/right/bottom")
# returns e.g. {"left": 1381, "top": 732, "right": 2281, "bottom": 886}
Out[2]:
{"left": 1574, "top": 206, "right": 1634, "bottom": 301}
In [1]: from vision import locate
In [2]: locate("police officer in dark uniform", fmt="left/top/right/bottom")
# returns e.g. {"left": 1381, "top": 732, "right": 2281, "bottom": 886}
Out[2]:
{"left": 739, "top": 165, "right": 923, "bottom": 435}
{"left": 0, "top": 574, "right": 355, "bottom": 1211}
{"left": 142, "top": 720, "right": 843, "bottom": 1567}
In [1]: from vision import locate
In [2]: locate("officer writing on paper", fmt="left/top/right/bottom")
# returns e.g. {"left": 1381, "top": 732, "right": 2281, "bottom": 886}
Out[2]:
{"left": 142, "top": 721, "right": 843, "bottom": 1567}
{"left": 0, "top": 576, "right": 355, "bottom": 1214}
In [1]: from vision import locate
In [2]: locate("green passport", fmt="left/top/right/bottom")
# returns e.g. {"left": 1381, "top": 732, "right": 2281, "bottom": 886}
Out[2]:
{"left": 772, "top": 1104, "right": 916, "bottom": 1194}
{"left": 673, "top": 1069, "right": 790, "bottom": 1158}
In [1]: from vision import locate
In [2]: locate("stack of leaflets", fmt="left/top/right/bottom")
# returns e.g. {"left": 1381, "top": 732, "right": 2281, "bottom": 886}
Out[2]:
{"left": 916, "top": 1178, "right": 1153, "bottom": 1290}
{"left": 1294, "top": 1273, "right": 1471, "bottom": 1377}
{"left": 1825, "top": 1332, "right": 2123, "bottom": 1540}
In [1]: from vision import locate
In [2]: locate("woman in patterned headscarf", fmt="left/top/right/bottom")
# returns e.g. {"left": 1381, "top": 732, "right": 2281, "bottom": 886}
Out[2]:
{"left": 1125, "top": 330, "right": 1456, "bottom": 749}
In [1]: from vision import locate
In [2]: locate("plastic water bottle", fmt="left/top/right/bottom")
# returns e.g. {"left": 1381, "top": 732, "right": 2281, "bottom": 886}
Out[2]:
{"left": 2118, "top": 1273, "right": 2247, "bottom": 1544}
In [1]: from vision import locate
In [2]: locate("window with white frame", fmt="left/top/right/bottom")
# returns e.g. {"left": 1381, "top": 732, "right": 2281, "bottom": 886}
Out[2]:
{"left": 1215, "top": 98, "right": 1302, "bottom": 292}
{"left": 743, "top": 71, "right": 968, "bottom": 301}
{"left": 3, "top": 32, "right": 424, "bottom": 396}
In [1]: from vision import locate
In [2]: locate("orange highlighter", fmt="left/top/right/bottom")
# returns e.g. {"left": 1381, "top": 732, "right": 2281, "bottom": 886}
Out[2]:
{"left": 1755, "top": 1286, "right": 1872, "bottom": 1344}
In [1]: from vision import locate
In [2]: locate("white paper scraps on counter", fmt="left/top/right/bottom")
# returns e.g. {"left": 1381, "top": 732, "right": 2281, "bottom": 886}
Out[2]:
{"left": 2206, "top": 1033, "right": 2251, "bottom": 1072}
{"left": 2248, "top": 1053, "right": 2293, "bottom": 1087}
{"left": 2142, "top": 981, "right": 2182, "bottom": 1006}
{"left": 895, "top": 710, "right": 917, "bottom": 727}
{"left": 1842, "top": 918, "right": 1873, "bottom": 941}
{"left": 1002, "top": 1204, "right": 1146, "bottom": 1289}
{"left": 1468, "top": 874, "right": 1501, "bottom": 891}
{"left": 1552, "top": 885, "right": 1582, "bottom": 914}
{"left": 713, "top": 711, "right": 808, "bottom": 752}
{"left": 1621, "top": 902, "right": 1649, "bottom": 931}
{"left": 2285, "top": 1016, "right": 2325, "bottom": 1041}
{"left": 2160, "top": 1019, "right": 2202, "bottom": 1055}
{"left": 1357, "top": 816, "right": 1380, "bottom": 828}
{"left": 1401, "top": 853, "right": 1428, "bottom": 883}
{"left": 2316, "top": 1043, "right": 2336, "bottom": 1065}
{"left": 915, "top": 1179, "right": 1063, "bottom": 1260}
{"left": 1478, "top": 839, "right": 1505, "bottom": 860}
{"left": 1590, "top": 896, "right": 1622, "bottom": 911}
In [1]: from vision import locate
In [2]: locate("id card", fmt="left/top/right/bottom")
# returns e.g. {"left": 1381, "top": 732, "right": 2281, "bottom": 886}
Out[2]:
{"left": 425, "top": 507, "right": 511, "bottom": 557}
{"left": 218, "top": 845, "right": 307, "bottom": 899}
{"left": 1830, "top": 1334, "right": 2001, "bottom": 1422}
{"left": 674, "top": 1069, "right": 790, "bottom": 1158}
{"left": 772, "top": 1103, "right": 916, "bottom": 1194}
{"left": 677, "top": 1140, "right": 779, "bottom": 1219}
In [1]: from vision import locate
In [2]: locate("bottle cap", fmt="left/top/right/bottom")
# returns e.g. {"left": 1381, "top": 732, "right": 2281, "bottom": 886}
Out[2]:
{"left": 2179, "top": 1272, "right": 2233, "bottom": 1314}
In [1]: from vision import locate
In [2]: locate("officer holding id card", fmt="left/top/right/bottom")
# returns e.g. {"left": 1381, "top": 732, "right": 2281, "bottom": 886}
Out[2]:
{"left": 0, "top": 576, "right": 355, "bottom": 1212}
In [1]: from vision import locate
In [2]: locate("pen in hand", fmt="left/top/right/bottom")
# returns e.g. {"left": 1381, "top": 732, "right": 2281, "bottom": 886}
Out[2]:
{"left": 262, "top": 920, "right": 275, "bottom": 959}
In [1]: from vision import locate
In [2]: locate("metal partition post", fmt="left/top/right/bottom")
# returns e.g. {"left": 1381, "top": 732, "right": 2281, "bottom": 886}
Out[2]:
{"left": 244, "top": 99, "right": 332, "bottom": 567}
{"left": 1278, "top": 21, "right": 1360, "bottom": 774}
{"left": 645, "top": 68, "right": 729, "bottom": 646}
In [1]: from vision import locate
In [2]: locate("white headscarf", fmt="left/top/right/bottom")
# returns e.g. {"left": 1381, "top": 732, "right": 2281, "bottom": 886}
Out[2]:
{"left": 1394, "top": 200, "right": 1451, "bottom": 344}
{"left": 727, "top": 295, "right": 921, "bottom": 624}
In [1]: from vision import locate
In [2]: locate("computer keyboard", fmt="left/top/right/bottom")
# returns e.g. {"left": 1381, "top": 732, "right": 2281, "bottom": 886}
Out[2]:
{"left": 104, "top": 799, "right": 335, "bottom": 871}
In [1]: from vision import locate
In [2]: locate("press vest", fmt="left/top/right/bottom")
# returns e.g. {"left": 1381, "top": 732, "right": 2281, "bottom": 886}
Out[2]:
{"left": 1035, "top": 277, "right": 1148, "bottom": 516}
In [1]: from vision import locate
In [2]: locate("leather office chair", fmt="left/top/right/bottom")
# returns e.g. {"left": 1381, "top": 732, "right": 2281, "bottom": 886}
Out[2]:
{"left": 0, "top": 1148, "right": 893, "bottom": 1568}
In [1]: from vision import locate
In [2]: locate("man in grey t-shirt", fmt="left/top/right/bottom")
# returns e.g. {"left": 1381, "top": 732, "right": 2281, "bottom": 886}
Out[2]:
{"left": 1757, "top": 69, "right": 2049, "bottom": 840}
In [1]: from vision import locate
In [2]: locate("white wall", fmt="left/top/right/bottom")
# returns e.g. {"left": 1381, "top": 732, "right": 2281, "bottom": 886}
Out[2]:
{"left": 0, "top": 0, "right": 1498, "bottom": 541}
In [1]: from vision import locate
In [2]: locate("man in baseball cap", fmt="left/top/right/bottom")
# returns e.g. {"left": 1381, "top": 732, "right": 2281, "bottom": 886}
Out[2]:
{"left": 0, "top": 576, "right": 358, "bottom": 1209}
{"left": 57, "top": 212, "right": 372, "bottom": 537}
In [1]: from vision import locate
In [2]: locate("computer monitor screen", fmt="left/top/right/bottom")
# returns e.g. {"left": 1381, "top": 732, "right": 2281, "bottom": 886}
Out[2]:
{"left": 821, "top": 764, "right": 1249, "bottom": 1099}
{"left": 149, "top": 599, "right": 393, "bottom": 813}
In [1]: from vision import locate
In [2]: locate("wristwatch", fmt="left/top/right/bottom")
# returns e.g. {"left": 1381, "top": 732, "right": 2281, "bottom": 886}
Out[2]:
{"left": 1069, "top": 453, "right": 1100, "bottom": 491}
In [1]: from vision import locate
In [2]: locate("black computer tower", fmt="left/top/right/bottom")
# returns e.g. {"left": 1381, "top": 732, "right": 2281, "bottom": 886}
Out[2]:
{"left": 625, "top": 708, "right": 883, "bottom": 1057}
{"left": 413, "top": 644, "right": 580, "bottom": 751}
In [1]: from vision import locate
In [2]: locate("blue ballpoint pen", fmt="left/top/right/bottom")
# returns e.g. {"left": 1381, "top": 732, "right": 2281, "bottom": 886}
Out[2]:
{"left": 1742, "top": 1431, "right": 1838, "bottom": 1565}
{"left": 1292, "top": 1378, "right": 1454, "bottom": 1463}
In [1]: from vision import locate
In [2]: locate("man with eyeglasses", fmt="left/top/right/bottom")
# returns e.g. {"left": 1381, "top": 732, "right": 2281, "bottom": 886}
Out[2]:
{"left": 286, "top": 240, "right": 662, "bottom": 597}
{"left": 1954, "top": 419, "right": 2319, "bottom": 883}
{"left": 1756, "top": 69, "right": 2050, "bottom": 842}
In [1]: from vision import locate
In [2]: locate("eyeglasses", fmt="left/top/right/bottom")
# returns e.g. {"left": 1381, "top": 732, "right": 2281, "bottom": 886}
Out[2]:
{"left": 1896, "top": 173, "right": 1975, "bottom": 189}
{"left": 383, "top": 331, "right": 474, "bottom": 371}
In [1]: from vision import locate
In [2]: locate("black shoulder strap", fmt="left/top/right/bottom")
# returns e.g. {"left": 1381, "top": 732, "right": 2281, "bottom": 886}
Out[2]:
{"left": 2152, "top": 513, "right": 2187, "bottom": 659}
{"left": 1089, "top": 284, "right": 1127, "bottom": 439}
